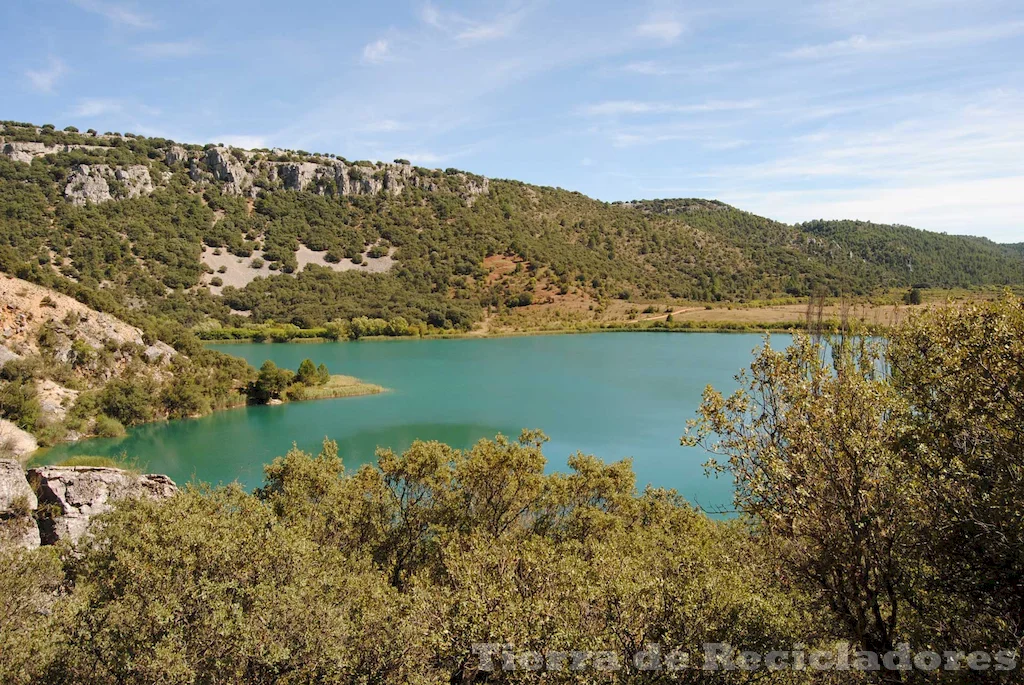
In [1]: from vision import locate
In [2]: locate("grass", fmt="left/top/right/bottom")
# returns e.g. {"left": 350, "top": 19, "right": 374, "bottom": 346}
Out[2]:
{"left": 285, "top": 375, "right": 386, "bottom": 402}
{"left": 51, "top": 453, "right": 141, "bottom": 472}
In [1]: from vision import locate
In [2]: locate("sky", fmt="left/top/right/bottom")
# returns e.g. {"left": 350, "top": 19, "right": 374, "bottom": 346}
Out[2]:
{"left": 1, "top": 0, "right": 1022, "bottom": 241}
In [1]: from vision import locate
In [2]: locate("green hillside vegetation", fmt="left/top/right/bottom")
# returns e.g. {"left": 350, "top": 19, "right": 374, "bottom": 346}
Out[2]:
{"left": 1, "top": 297, "right": 1021, "bottom": 683}
{"left": 2, "top": 122, "right": 1022, "bottom": 338}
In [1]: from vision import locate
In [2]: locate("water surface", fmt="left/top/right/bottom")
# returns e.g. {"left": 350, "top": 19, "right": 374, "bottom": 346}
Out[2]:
{"left": 35, "top": 332, "right": 781, "bottom": 511}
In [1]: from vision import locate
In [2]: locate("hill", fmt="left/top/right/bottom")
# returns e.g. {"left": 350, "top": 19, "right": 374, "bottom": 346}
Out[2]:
{"left": 1, "top": 120, "right": 1022, "bottom": 334}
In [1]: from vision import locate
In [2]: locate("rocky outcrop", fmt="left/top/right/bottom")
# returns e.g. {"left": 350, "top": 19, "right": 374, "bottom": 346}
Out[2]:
{"left": 165, "top": 144, "right": 188, "bottom": 166}
{"left": 63, "top": 164, "right": 153, "bottom": 205}
{"left": 205, "top": 147, "right": 252, "bottom": 195}
{"left": 4, "top": 131, "right": 490, "bottom": 204}
{"left": 0, "top": 458, "right": 39, "bottom": 549}
{"left": 30, "top": 466, "right": 177, "bottom": 545}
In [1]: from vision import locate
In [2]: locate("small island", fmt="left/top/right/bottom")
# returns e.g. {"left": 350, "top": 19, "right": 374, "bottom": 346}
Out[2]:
{"left": 247, "top": 358, "right": 385, "bottom": 405}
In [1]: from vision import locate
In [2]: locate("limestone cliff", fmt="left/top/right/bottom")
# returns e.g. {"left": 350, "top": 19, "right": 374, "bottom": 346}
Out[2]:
{"left": 1, "top": 132, "right": 490, "bottom": 206}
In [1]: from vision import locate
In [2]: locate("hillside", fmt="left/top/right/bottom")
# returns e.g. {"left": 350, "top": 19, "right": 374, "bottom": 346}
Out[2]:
{"left": 0, "top": 273, "right": 253, "bottom": 453}
{"left": 1, "top": 120, "right": 1022, "bottom": 334}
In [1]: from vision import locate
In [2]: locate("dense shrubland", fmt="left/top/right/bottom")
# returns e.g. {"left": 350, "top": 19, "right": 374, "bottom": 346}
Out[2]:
{"left": 1, "top": 297, "right": 1021, "bottom": 683}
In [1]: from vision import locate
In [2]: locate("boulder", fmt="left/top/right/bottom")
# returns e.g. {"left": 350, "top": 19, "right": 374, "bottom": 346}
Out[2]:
{"left": 0, "top": 344, "right": 21, "bottom": 367}
{"left": 29, "top": 467, "right": 177, "bottom": 545}
{"left": 0, "top": 419, "right": 39, "bottom": 460}
{"left": 0, "top": 458, "right": 39, "bottom": 549}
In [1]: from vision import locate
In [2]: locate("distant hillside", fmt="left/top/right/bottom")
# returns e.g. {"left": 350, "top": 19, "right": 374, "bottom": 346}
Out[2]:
{"left": 1, "top": 120, "right": 1022, "bottom": 332}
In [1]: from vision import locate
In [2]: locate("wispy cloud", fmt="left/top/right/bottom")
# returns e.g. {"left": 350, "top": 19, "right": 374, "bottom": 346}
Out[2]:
{"left": 70, "top": 0, "right": 156, "bottom": 29}
{"left": 455, "top": 10, "right": 525, "bottom": 42}
{"left": 359, "top": 119, "right": 408, "bottom": 133}
{"left": 25, "top": 56, "right": 67, "bottom": 94}
{"left": 634, "top": 16, "right": 685, "bottom": 42}
{"left": 581, "top": 99, "right": 762, "bottom": 116}
{"left": 786, "top": 21, "right": 1024, "bottom": 59}
{"left": 361, "top": 39, "right": 391, "bottom": 64}
{"left": 392, "top": 150, "right": 448, "bottom": 165}
{"left": 621, "top": 60, "right": 744, "bottom": 77}
{"left": 419, "top": 1, "right": 527, "bottom": 43}
{"left": 70, "top": 98, "right": 123, "bottom": 117}
{"left": 216, "top": 134, "right": 269, "bottom": 149}
{"left": 134, "top": 40, "right": 202, "bottom": 59}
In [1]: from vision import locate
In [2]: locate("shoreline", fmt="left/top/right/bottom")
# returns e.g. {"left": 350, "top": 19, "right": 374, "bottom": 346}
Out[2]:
{"left": 26, "top": 376, "right": 387, "bottom": 467}
{"left": 201, "top": 320, "right": 826, "bottom": 345}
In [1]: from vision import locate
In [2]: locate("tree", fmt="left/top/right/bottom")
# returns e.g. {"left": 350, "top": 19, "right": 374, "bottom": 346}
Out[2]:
{"left": 295, "top": 358, "right": 318, "bottom": 385}
{"left": 99, "top": 377, "right": 155, "bottom": 426}
{"left": 248, "top": 360, "right": 293, "bottom": 403}
{"left": 889, "top": 295, "right": 1024, "bottom": 645}
{"left": 684, "top": 333, "right": 915, "bottom": 657}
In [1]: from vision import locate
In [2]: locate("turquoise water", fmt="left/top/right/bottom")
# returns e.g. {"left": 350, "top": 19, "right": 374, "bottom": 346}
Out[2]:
{"left": 34, "top": 332, "right": 781, "bottom": 511}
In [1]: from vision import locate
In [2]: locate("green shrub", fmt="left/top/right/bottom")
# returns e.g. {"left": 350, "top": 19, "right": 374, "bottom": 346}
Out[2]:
{"left": 94, "top": 414, "right": 126, "bottom": 437}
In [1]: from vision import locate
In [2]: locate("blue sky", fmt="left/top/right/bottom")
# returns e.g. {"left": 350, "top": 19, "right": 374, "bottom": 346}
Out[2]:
{"left": 2, "top": 0, "right": 1022, "bottom": 241}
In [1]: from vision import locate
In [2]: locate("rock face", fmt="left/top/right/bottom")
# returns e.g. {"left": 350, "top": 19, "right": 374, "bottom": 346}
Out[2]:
{"left": 29, "top": 466, "right": 177, "bottom": 545}
{"left": 0, "top": 458, "right": 39, "bottom": 549}
{"left": 4, "top": 132, "right": 491, "bottom": 205}
{"left": 64, "top": 164, "right": 153, "bottom": 205}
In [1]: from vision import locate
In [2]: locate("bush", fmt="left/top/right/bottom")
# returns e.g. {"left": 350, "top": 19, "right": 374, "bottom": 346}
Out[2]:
{"left": 94, "top": 414, "right": 126, "bottom": 437}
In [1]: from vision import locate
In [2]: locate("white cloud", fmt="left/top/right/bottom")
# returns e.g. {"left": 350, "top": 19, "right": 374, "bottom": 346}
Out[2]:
{"left": 361, "top": 39, "right": 391, "bottom": 64}
{"left": 634, "top": 17, "right": 684, "bottom": 42}
{"left": 785, "top": 21, "right": 1024, "bottom": 59}
{"left": 25, "top": 56, "right": 67, "bottom": 94}
{"left": 134, "top": 41, "right": 202, "bottom": 58}
{"left": 70, "top": 0, "right": 156, "bottom": 29}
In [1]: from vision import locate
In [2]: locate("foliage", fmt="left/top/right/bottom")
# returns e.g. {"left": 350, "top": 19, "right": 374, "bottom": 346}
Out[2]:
{"left": 247, "top": 360, "right": 294, "bottom": 403}
{"left": 684, "top": 297, "right": 1024, "bottom": 671}
{"left": 8, "top": 434, "right": 821, "bottom": 684}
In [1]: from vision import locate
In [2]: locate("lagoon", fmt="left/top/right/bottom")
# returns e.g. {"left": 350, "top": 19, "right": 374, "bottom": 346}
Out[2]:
{"left": 34, "top": 332, "right": 782, "bottom": 512}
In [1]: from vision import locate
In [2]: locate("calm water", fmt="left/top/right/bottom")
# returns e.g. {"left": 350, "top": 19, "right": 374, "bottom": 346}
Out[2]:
{"left": 34, "top": 332, "right": 781, "bottom": 511}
